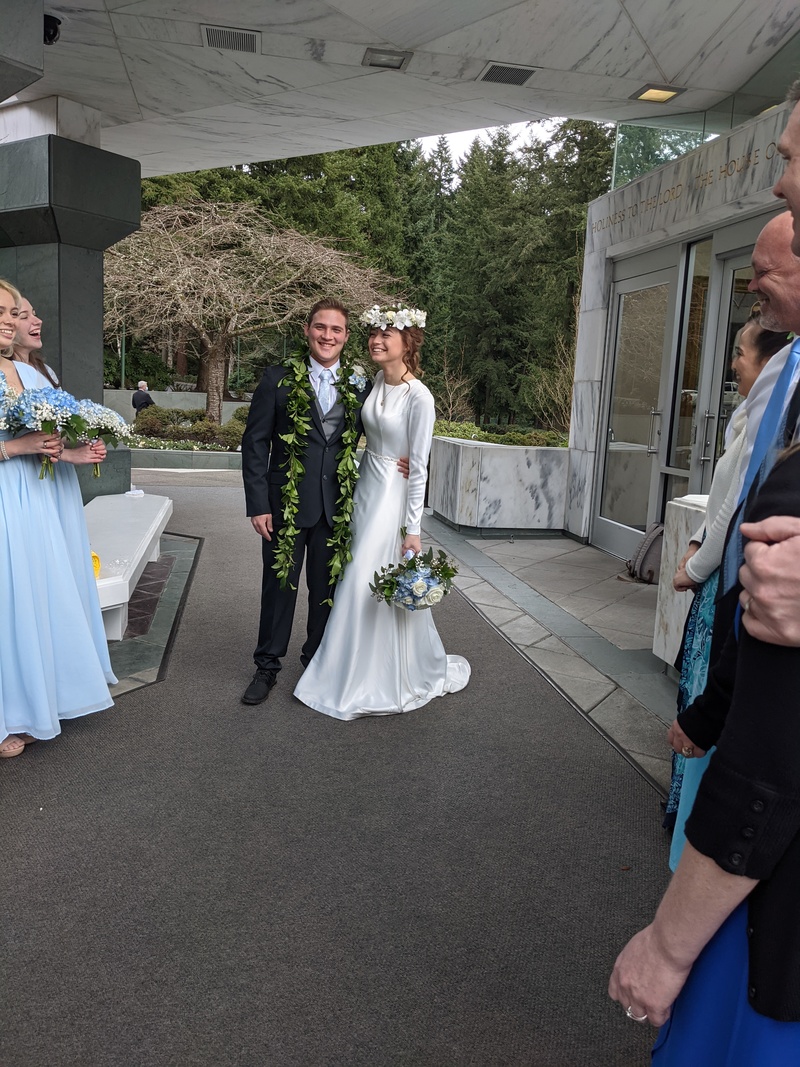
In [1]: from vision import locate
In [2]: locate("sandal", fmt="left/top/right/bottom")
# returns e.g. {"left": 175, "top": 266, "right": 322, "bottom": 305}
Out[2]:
{"left": 0, "top": 735, "right": 25, "bottom": 758}
{"left": 18, "top": 734, "right": 38, "bottom": 746}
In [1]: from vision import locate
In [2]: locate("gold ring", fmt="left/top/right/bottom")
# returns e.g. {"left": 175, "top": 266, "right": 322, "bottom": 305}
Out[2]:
{"left": 682, "top": 744, "right": 694, "bottom": 757}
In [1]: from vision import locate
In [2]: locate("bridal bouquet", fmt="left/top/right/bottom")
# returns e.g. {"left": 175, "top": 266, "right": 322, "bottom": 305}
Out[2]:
{"left": 370, "top": 533, "right": 458, "bottom": 611}
{"left": 64, "top": 399, "right": 132, "bottom": 477}
{"left": 7, "top": 386, "right": 80, "bottom": 478}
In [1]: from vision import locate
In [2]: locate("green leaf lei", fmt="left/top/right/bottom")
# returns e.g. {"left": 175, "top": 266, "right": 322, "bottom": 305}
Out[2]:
{"left": 272, "top": 354, "right": 363, "bottom": 600}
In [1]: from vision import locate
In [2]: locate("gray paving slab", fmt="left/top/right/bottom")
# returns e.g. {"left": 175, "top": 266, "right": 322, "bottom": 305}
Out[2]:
{"left": 590, "top": 689, "right": 671, "bottom": 762}
{"left": 422, "top": 512, "right": 678, "bottom": 777}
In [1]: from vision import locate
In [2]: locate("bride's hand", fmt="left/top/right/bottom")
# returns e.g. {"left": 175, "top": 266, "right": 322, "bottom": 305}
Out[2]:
{"left": 401, "top": 533, "right": 421, "bottom": 557}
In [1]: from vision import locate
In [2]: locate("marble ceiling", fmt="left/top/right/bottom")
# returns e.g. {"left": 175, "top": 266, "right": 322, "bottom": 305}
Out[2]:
{"left": 4, "top": 0, "right": 800, "bottom": 175}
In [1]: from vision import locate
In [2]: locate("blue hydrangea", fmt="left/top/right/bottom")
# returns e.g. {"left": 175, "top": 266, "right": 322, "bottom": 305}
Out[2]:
{"left": 9, "top": 386, "right": 79, "bottom": 432}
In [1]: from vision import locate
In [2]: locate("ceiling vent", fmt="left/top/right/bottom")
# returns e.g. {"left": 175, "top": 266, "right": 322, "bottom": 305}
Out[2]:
{"left": 479, "top": 63, "right": 536, "bottom": 87}
{"left": 202, "top": 25, "right": 260, "bottom": 54}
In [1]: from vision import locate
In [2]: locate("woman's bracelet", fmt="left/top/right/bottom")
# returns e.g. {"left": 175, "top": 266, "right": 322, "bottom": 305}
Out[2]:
{"left": 0, "top": 439, "right": 9, "bottom": 461}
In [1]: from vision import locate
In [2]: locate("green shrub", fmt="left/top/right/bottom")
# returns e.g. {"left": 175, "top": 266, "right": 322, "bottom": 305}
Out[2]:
{"left": 187, "top": 418, "right": 222, "bottom": 444}
{"left": 134, "top": 406, "right": 174, "bottom": 436}
{"left": 433, "top": 420, "right": 567, "bottom": 448}
{"left": 217, "top": 420, "right": 244, "bottom": 451}
{"left": 230, "top": 405, "right": 251, "bottom": 424}
{"left": 182, "top": 409, "right": 209, "bottom": 424}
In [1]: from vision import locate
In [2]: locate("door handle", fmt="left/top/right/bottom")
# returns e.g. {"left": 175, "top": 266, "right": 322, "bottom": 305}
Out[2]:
{"left": 646, "top": 408, "right": 662, "bottom": 455}
{"left": 699, "top": 410, "right": 716, "bottom": 464}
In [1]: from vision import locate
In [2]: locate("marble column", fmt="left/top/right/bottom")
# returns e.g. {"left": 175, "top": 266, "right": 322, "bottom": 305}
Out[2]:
{"left": 0, "top": 99, "right": 141, "bottom": 496}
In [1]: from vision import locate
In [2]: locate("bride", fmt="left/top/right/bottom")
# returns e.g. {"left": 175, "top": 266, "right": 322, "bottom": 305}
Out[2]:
{"left": 293, "top": 305, "right": 470, "bottom": 720}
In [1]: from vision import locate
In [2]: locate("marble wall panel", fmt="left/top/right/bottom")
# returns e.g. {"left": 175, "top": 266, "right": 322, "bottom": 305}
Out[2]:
{"left": 565, "top": 448, "right": 593, "bottom": 539}
{"left": 673, "top": 1, "right": 800, "bottom": 92}
{"left": 476, "top": 446, "right": 567, "bottom": 530}
{"left": 116, "top": 0, "right": 377, "bottom": 43}
{"left": 654, "top": 496, "right": 708, "bottom": 664}
{"left": 0, "top": 98, "right": 102, "bottom": 147}
{"left": 579, "top": 249, "right": 611, "bottom": 315}
{"left": 572, "top": 307, "right": 609, "bottom": 387}
{"left": 586, "top": 104, "right": 790, "bottom": 257}
{"left": 429, "top": 439, "right": 567, "bottom": 531}
{"left": 423, "top": 0, "right": 656, "bottom": 81}
{"left": 568, "top": 380, "right": 601, "bottom": 453}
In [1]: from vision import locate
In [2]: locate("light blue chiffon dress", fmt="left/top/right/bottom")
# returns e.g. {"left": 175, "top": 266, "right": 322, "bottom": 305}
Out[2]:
{"left": 17, "top": 363, "right": 116, "bottom": 686}
{"left": 0, "top": 367, "right": 115, "bottom": 741}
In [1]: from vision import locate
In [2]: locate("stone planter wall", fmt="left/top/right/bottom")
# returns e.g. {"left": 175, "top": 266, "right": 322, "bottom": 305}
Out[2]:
{"left": 103, "top": 390, "right": 248, "bottom": 425}
{"left": 429, "top": 437, "right": 568, "bottom": 534}
{"left": 130, "top": 448, "right": 242, "bottom": 470}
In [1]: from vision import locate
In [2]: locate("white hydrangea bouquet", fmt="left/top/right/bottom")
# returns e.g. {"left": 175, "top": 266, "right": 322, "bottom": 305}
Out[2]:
{"left": 370, "top": 529, "right": 458, "bottom": 611}
{"left": 64, "top": 399, "right": 132, "bottom": 477}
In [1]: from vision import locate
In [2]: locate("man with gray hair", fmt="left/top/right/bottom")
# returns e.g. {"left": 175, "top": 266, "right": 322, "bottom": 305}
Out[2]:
{"left": 132, "top": 380, "right": 155, "bottom": 417}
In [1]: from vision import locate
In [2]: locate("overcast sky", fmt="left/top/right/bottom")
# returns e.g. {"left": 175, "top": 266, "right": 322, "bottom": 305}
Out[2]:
{"left": 419, "top": 119, "right": 551, "bottom": 162}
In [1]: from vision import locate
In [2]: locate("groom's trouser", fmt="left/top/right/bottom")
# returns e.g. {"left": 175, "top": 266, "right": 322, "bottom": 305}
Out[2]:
{"left": 254, "top": 516, "right": 334, "bottom": 672}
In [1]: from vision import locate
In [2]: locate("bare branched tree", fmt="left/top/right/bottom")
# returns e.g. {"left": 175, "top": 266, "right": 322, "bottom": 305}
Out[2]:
{"left": 427, "top": 342, "right": 476, "bottom": 422}
{"left": 104, "top": 202, "right": 395, "bottom": 422}
{"left": 521, "top": 293, "right": 580, "bottom": 433}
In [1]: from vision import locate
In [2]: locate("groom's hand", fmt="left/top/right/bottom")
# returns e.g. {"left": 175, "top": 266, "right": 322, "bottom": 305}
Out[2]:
{"left": 251, "top": 514, "right": 273, "bottom": 541}
{"left": 397, "top": 456, "right": 410, "bottom": 479}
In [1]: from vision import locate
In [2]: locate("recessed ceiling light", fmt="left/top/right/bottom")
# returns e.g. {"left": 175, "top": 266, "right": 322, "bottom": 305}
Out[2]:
{"left": 631, "top": 84, "right": 685, "bottom": 103}
{"left": 362, "top": 47, "right": 413, "bottom": 71}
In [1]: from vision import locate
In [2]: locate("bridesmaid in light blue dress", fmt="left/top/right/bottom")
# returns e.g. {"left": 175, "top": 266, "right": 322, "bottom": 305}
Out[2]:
{"left": 0, "top": 280, "right": 114, "bottom": 758}
{"left": 13, "top": 296, "right": 116, "bottom": 687}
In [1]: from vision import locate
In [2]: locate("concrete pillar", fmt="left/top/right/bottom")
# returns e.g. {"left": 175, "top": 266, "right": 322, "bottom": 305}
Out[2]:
{"left": 0, "top": 101, "right": 141, "bottom": 497}
{"left": 0, "top": 0, "right": 43, "bottom": 103}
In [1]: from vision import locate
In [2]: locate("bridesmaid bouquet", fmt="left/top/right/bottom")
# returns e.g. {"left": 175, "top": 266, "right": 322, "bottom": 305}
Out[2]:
{"left": 370, "top": 532, "right": 458, "bottom": 611}
{"left": 0, "top": 371, "right": 14, "bottom": 431}
{"left": 7, "top": 386, "right": 80, "bottom": 478}
{"left": 64, "top": 399, "right": 131, "bottom": 477}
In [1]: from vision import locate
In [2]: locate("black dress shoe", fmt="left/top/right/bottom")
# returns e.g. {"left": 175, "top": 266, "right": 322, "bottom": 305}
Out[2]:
{"left": 241, "top": 669, "right": 277, "bottom": 705}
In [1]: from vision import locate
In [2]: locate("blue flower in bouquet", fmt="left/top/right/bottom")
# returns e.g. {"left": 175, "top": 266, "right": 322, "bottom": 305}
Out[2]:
{"left": 8, "top": 386, "right": 80, "bottom": 478}
{"left": 370, "top": 528, "right": 458, "bottom": 610}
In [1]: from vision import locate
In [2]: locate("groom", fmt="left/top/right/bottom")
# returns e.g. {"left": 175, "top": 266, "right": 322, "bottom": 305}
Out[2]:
{"left": 240, "top": 298, "right": 366, "bottom": 704}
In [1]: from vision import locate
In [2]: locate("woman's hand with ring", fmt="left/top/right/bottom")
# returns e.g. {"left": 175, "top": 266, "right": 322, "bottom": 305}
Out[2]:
{"left": 609, "top": 924, "right": 691, "bottom": 1028}
{"left": 667, "top": 718, "right": 706, "bottom": 759}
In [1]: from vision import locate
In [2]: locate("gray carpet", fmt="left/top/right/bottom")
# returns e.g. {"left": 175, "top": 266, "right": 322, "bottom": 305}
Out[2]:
{"left": 1, "top": 485, "right": 668, "bottom": 1067}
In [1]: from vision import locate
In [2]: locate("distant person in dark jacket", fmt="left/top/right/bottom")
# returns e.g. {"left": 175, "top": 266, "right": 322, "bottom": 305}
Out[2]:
{"left": 132, "top": 381, "right": 155, "bottom": 417}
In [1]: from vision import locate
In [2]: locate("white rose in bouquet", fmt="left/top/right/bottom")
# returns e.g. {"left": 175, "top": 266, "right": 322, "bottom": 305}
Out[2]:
{"left": 411, "top": 578, "right": 427, "bottom": 596}
{"left": 423, "top": 585, "right": 445, "bottom": 606}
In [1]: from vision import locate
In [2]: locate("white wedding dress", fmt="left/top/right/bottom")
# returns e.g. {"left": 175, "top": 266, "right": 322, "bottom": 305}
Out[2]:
{"left": 294, "top": 372, "right": 470, "bottom": 720}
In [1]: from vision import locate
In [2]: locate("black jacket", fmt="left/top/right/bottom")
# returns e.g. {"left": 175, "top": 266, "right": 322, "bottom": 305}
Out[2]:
{"left": 241, "top": 363, "right": 369, "bottom": 528}
{"left": 682, "top": 447, "right": 800, "bottom": 1020}
{"left": 132, "top": 389, "right": 154, "bottom": 413}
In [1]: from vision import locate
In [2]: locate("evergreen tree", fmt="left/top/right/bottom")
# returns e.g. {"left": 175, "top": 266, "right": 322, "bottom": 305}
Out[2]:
{"left": 443, "top": 129, "right": 531, "bottom": 421}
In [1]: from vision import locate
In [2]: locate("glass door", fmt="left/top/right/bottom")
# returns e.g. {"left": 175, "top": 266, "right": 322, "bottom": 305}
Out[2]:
{"left": 702, "top": 256, "right": 756, "bottom": 484}
{"left": 593, "top": 269, "right": 676, "bottom": 558}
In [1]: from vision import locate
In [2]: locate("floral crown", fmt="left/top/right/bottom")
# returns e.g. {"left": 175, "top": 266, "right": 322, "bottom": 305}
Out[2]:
{"left": 359, "top": 304, "right": 427, "bottom": 330}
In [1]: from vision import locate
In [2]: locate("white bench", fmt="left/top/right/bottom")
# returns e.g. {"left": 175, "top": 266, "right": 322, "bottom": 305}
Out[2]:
{"left": 84, "top": 493, "right": 174, "bottom": 641}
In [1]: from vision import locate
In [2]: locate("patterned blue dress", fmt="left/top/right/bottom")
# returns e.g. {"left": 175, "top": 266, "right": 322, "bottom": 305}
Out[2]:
{"left": 0, "top": 368, "right": 114, "bottom": 740}
{"left": 667, "top": 568, "right": 718, "bottom": 870}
